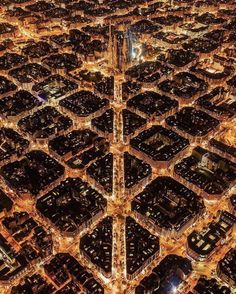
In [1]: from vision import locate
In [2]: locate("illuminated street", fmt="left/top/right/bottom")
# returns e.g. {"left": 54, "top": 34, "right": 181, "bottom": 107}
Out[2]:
{"left": 0, "top": 0, "right": 235, "bottom": 293}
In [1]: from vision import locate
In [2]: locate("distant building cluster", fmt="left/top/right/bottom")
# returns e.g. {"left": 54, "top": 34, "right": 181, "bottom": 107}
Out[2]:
{"left": 0, "top": 0, "right": 235, "bottom": 293}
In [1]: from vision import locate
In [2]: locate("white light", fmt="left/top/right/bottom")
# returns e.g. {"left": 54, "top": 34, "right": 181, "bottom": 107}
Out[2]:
{"left": 172, "top": 286, "right": 177, "bottom": 293}
{"left": 131, "top": 49, "right": 137, "bottom": 59}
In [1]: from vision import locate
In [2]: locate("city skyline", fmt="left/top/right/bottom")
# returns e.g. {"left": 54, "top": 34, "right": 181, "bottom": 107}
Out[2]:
{"left": 0, "top": 0, "right": 235, "bottom": 293}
